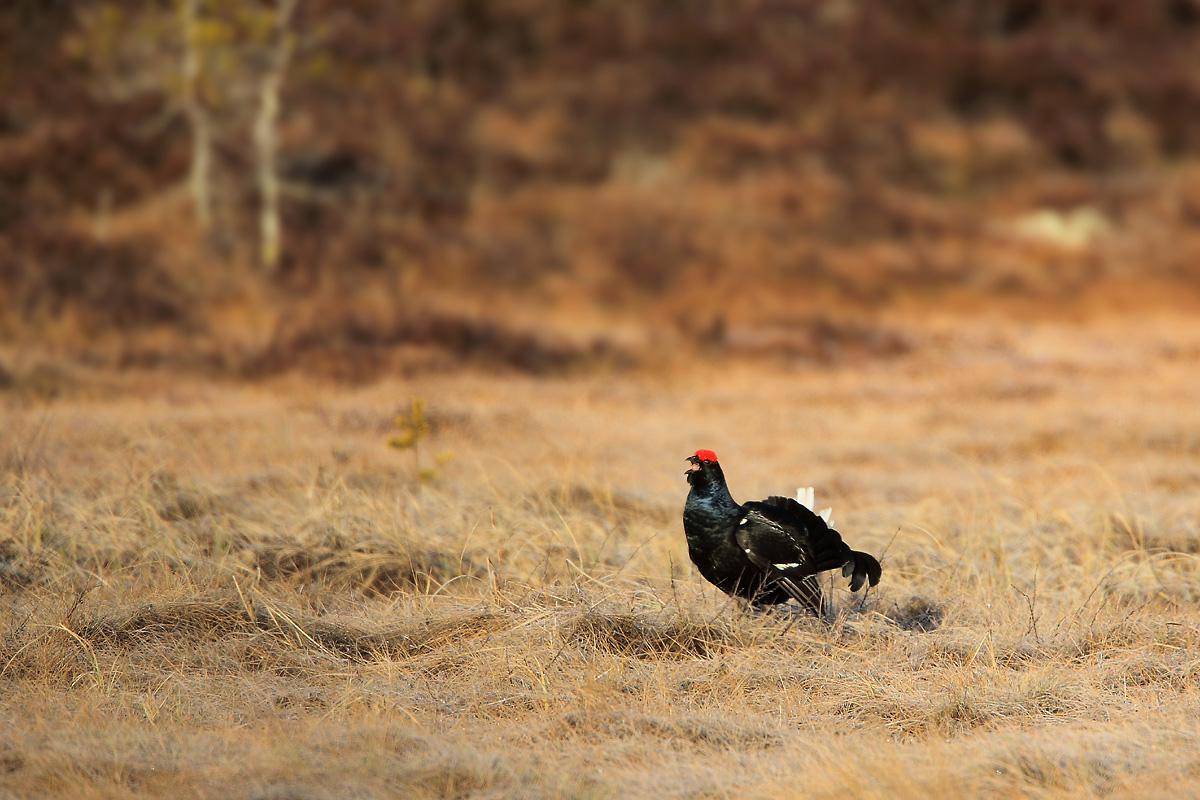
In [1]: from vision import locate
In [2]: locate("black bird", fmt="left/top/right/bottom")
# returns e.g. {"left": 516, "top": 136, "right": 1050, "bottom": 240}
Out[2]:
{"left": 682, "top": 449, "right": 881, "bottom": 615}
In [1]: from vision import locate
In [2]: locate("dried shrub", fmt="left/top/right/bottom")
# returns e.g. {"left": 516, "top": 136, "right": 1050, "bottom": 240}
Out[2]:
{"left": 0, "top": 228, "right": 187, "bottom": 335}
{"left": 244, "top": 304, "right": 632, "bottom": 379}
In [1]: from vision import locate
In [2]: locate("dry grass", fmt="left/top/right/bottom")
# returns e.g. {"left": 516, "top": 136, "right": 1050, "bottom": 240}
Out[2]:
{"left": 3, "top": 314, "right": 1200, "bottom": 797}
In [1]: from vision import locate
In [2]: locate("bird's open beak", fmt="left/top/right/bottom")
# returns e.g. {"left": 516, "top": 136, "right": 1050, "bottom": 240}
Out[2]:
{"left": 685, "top": 455, "right": 701, "bottom": 475}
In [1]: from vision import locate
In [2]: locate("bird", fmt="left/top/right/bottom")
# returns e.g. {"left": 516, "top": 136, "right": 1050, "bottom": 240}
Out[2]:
{"left": 682, "top": 448, "right": 881, "bottom": 615}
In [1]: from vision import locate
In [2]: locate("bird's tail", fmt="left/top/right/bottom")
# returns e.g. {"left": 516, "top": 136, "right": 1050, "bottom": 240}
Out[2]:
{"left": 796, "top": 487, "right": 834, "bottom": 527}
{"left": 841, "top": 550, "right": 882, "bottom": 593}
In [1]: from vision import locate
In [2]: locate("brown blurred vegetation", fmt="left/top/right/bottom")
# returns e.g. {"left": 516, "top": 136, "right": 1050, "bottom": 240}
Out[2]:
{"left": 4, "top": 0, "right": 1200, "bottom": 379}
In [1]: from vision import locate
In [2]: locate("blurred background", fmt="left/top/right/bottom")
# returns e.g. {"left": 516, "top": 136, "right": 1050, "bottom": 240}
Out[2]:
{"left": 4, "top": 0, "right": 1200, "bottom": 385}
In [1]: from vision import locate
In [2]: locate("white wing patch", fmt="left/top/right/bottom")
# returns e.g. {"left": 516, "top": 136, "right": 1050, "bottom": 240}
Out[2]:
{"left": 796, "top": 486, "right": 834, "bottom": 527}
{"left": 739, "top": 517, "right": 748, "bottom": 525}
{"left": 772, "top": 562, "right": 801, "bottom": 571}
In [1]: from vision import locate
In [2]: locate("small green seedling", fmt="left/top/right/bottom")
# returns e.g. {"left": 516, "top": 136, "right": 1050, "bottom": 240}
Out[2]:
{"left": 388, "top": 398, "right": 454, "bottom": 482}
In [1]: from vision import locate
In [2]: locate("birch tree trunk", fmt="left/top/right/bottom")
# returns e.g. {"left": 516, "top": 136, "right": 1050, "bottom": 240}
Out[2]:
{"left": 179, "top": 0, "right": 212, "bottom": 230}
{"left": 254, "top": 0, "right": 300, "bottom": 273}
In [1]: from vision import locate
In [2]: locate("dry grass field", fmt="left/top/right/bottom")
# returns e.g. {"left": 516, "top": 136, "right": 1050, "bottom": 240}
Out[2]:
{"left": 10, "top": 4, "right": 1200, "bottom": 796}
{"left": 3, "top": 313, "right": 1200, "bottom": 799}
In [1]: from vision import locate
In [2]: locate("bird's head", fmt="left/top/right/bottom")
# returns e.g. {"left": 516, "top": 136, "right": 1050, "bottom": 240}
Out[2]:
{"left": 685, "top": 448, "right": 721, "bottom": 486}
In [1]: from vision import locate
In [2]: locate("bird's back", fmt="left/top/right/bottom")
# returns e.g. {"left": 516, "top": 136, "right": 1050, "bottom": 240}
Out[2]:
{"left": 739, "top": 495, "right": 880, "bottom": 595}
{"left": 741, "top": 495, "right": 852, "bottom": 573}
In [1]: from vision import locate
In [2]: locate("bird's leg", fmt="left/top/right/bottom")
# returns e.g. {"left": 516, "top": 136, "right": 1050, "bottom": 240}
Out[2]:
{"left": 776, "top": 608, "right": 800, "bottom": 638}
{"left": 774, "top": 602, "right": 818, "bottom": 637}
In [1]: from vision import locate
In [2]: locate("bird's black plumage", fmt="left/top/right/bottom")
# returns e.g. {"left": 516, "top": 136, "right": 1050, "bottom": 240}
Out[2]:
{"left": 682, "top": 450, "right": 881, "bottom": 614}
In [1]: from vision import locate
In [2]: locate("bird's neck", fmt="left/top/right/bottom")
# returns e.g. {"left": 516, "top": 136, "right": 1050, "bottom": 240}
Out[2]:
{"left": 686, "top": 470, "right": 740, "bottom": 520}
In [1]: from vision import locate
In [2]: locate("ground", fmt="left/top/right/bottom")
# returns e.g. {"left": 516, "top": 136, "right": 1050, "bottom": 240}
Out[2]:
{"left": 3, "top": 313, "right": 1200, "bottom": 799}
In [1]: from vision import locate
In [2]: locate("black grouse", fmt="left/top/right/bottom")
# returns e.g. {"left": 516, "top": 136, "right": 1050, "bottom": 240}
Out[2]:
{"left": 682, "top": 449, "right": 881, "bottom": 615}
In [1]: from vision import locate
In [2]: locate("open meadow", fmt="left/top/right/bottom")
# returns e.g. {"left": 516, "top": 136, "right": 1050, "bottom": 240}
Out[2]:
{"left": 9, "top": 6, "right": 1200, "bottom": 795}
{"left": 4, "top": 313, "right": 1200, "bottom": 799}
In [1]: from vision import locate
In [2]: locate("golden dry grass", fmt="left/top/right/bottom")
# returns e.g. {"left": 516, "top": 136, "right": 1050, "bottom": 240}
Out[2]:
{"left": 3, "top": 314, "right": 1200, "bottom": 798}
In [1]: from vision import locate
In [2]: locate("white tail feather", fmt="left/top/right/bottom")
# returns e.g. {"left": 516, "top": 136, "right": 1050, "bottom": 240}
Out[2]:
{"left": 797, "top": 486, "right": 815, "bottom": 510}
{"left": 797, "top": 486, "right": 834, "bottom": 527}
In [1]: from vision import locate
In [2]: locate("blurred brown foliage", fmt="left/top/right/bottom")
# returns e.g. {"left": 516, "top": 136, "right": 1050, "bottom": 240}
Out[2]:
{"left": 4, "top": 0, "right": 1200, "bottom": 377}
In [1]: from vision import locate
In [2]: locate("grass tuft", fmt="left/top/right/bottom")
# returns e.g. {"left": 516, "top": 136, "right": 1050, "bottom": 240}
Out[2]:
{"left": 569, "top": 610, "right": 735, "bottom": 660}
